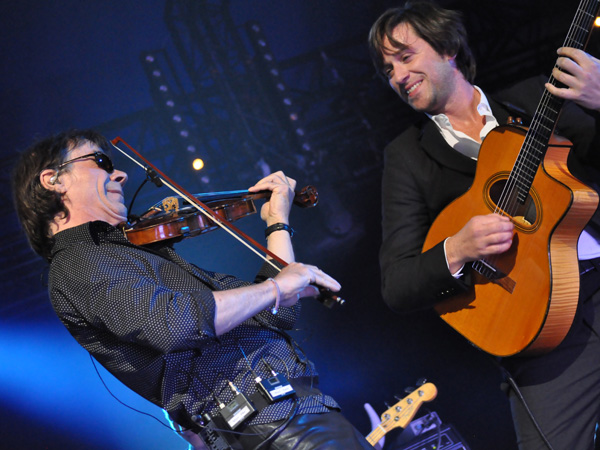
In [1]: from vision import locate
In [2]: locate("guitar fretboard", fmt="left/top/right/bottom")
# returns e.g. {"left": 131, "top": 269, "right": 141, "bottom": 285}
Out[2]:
{"left": 501, "top": 0, "right": 600, "bottom": 211}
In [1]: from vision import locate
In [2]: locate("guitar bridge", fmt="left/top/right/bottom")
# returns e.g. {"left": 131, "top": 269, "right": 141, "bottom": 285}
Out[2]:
{"left": 472, "top": 260, "right": 516, "bottom": 294}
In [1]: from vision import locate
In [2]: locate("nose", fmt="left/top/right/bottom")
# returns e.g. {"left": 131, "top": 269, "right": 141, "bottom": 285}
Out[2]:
{"left": 111, "top": 169, "right": 128, "bottom": 186}
{"left": 390, "top": 63, "right": 409, "bottom": 88}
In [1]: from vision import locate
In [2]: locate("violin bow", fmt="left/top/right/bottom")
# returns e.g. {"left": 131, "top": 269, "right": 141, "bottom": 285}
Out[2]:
{"left": 110, "top": 136, "right": 344, "bottom": 308}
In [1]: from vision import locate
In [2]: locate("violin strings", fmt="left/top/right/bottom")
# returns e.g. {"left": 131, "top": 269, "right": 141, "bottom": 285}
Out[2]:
{"left": 110, "top": 141, "right": 281, "bottom": 272}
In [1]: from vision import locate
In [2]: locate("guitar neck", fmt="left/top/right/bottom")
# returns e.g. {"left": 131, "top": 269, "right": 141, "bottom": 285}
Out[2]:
{"left": 509, "top": 0, "right": 600, "bottom": 205}
{"left": 366, "top": 427, "right": 385, "bottom": 446}
{"left": 364, "top": 383, "right": 438, "bottom": 446}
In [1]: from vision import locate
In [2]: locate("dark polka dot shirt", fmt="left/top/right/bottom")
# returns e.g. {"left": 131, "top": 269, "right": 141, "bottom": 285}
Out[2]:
{"left": 49, "top": 221, "right": 339, "bottom": 430}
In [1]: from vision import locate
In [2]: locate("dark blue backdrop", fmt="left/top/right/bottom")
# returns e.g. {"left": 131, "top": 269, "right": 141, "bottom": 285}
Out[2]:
{"left": 1, "top": 1, "right": 594, "bottom": 449}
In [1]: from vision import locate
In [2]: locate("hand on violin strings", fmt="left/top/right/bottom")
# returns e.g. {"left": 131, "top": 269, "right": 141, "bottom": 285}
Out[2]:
{"left": 247, "top": 171, "right": 296, "bottom": 226}
{"left": 546, "top": 47, "right": 600, "bottom": 111}
{"left": 275, "top": 262, "right": 342, "bottom": 306}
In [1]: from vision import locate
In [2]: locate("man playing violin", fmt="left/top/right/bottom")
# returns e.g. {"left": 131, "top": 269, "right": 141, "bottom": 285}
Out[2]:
{"left": 11, "top": 129, "right": 373, "bottom": 449}
{"left": 369, "top": 1, "right": 600, "bottom": 449}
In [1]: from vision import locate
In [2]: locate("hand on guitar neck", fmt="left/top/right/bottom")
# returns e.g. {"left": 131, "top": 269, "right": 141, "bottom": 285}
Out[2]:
{"left": 546, "top": 47, "right": 600, "bottom": 112}
{"left": 445, "top": 214, "right": 514, "bottom": 275}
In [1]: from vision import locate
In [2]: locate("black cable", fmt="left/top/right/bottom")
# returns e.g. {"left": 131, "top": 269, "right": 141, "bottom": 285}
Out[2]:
{"left": 253, "top": 315, "right": 315, "bottom": 388}
{"left": 89, "top": 316, "right": 310, "bottom": 447}
{"left": 492, "top": 359, "right": 555, "bottom": 450}
{"left": 251, "top": 397, "right": 300, "bottom": 450}
{"left": 127, "top": 177, "right": 148, "bottom": 222}
{"left": 89, "top": 353, "right": 187, "bottom": 434}
{"left": 126, "top": 167, "right": 164, "bottom": 223}
{"left": 239, "top": 343, "right": 261, "bottom": 379}
{"left": 91, "top": 354, "right": 264, "bottom": 444}
{"left": 503, "top": 368, "right": 554, "bottom": 450}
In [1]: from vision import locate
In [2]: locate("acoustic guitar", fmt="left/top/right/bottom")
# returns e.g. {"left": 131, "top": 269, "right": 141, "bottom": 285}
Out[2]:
{"left": 422, "top": 0, "right": 600, "bottom": 357}
{"left": 365, "top": 383, "right": 437, "bottom": 446}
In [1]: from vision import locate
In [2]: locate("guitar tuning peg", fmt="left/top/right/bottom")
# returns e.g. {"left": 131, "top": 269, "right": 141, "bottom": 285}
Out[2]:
{"left": 404, "top": 386, "right": 416, "bottom": 394}
{"left": 416, "top": 378, "right": 427, "bottom": 386}
{"left": 384, "top": 401, "right": 391, "bottom": 408}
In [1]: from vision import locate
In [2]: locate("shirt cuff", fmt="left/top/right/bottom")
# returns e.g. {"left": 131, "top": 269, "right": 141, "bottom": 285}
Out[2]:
{"left": 443, "top": 238, "right": 465, "bottom": 278}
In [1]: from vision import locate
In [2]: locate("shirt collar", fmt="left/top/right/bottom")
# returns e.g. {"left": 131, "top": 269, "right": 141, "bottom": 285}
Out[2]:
{"left": 51, "top": 221, "right": 128, "bottom": 258}
{"left": 427, "top": 86, "right": 493, "bottom": 131}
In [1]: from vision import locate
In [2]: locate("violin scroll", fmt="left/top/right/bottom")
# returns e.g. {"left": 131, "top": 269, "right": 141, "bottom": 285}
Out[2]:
{"left": 295, "top": 185, "right": 318, "bottom": 208}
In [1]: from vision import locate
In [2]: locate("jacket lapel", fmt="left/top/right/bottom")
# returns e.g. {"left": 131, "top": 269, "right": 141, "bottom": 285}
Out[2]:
{"left": 419, "top": 96, "right": 512, "bottom": 176}
{"left": 420, "top": 120, "right": 477, "bottom": 175}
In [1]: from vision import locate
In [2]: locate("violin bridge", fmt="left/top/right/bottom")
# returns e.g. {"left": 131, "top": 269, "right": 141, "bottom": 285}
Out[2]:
{"left": 161, "top": 197, "right": 180, "bottom": 212}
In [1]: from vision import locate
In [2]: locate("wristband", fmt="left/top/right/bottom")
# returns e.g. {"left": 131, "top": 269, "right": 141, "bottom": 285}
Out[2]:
{"left": 267, "top": 278, "right": 281, "bottom": 315}
{"left": 265, "top": 223, "right": 295, "bottom": 239}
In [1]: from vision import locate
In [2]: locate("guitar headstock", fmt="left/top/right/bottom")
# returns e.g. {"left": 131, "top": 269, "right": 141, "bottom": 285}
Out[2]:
{"left": 379, "top": 382, "right": 437, "bottom": 433}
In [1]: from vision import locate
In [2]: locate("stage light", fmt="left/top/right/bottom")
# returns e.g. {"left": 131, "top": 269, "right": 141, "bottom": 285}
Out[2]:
{"left": 0, "top": 321, "right": 182, "bottom": 448}
{"left": 193, "top": 158, "right": 205, "bottom": 170}
{"left": 595, "top": 16, "right": 600, "bottom": 27}
{"left": 142, "top": 50, "right": 203, "bottom": 165}
{"left": 245, "top": 21, "right": 313, "bottom": 158}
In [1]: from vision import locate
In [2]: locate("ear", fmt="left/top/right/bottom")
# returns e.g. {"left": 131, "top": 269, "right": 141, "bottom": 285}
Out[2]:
{"left": 40, "top": 169, "right": 66, "bottom": 193}
{"left": 445, "top": 53, "right": 458, "bottom": 71}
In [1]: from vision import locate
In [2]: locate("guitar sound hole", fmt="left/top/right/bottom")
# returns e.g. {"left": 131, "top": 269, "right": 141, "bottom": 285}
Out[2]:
{"left": 488, "top": 179, "right": 537, "bottom": 227}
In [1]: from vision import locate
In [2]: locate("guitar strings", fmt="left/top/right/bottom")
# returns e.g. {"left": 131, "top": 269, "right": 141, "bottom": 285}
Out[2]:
{"left": 472, "top": 0, "right": 596, "bottom": 276}
{"left": 479, "top": 0, "right": 592, "bottom": 271}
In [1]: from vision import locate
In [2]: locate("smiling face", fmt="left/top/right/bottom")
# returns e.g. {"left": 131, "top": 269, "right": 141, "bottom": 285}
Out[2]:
{"left": 58, "top": 141, "right": 129, "bottom": 228}
{"left": 381, "top": 22, "right": 460, "bottom": 115}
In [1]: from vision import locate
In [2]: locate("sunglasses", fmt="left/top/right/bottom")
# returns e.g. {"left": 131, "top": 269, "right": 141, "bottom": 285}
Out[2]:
{"left": 57, "top": 152, "right": 114, "bottom": 174}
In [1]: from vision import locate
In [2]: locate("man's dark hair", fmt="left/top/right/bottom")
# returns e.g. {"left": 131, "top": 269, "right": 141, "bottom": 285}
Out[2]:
{"left": 11, "top": 129, "right": 111, "bottom": 261}
{"left": 368, "top": 1, "right": 476, "bottom": 83}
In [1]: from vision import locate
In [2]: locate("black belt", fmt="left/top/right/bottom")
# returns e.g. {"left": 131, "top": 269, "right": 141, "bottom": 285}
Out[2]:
{"left": 579, "top": 256, "right": 600, "bottom": 276}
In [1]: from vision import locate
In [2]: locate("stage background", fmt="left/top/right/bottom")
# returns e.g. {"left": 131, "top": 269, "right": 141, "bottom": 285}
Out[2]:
{"left": 1, "top": 1, "right": 598, "bottom": 448}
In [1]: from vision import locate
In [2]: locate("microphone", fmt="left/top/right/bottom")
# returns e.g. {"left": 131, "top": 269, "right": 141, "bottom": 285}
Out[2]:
{"left": 145, "top": 167, "right": 163, "bottom": 188}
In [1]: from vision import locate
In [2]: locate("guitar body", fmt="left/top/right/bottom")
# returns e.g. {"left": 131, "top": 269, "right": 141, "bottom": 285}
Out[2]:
{"left": 423, "top": 125, "right": 598, "bottom": 357}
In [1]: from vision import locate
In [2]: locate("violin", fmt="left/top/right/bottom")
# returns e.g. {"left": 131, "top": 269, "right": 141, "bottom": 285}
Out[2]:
{"left": 124, "top": 186, "right": 318, "bottom": 246}
{"left": 111, "top": 136, "right": 344, "bottom": 308}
